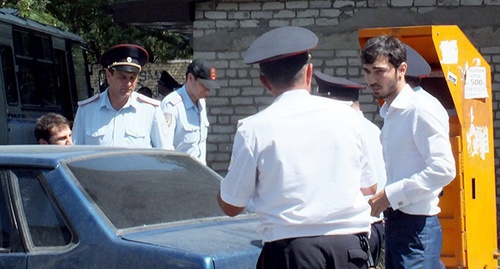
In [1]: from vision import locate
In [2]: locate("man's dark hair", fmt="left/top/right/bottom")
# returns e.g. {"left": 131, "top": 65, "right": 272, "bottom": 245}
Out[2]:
{"left": 259, "top": 52, "right": 309, "bottom": 89}
{"left": 34, "top": 113, "right": 70, "bottom": 142}
{"left": 360, "top": 35, "right": 406, "bottom": 69}
{"left": 137, "top": 86, "right": 153, "bottom": 98}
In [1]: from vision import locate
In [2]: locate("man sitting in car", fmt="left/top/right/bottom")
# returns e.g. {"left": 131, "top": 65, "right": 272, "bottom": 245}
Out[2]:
{"left": 34, "top": 112, "right": 73, "bottom": 145}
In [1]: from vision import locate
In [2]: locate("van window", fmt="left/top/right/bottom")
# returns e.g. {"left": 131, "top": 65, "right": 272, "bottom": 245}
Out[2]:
{"left": 71, "top": 44, "right": 91, "bottom": 100}
{"left": 0, "top": 45, "right": 18, "bottom": 105}
{"left": 13, "top": 30, "right": 60, "bottom": 108}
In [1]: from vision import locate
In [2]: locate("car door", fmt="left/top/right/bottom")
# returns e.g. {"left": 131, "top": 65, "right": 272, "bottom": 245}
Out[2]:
{"left": 7, "top": 169, "right": 74, "bottom": 268}
{"left": 0, "top": 170, "right": 26, "bottom": 268}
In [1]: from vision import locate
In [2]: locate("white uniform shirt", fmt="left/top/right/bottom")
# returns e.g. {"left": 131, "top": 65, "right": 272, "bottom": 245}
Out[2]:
{"left": 72, "top": 90, "right": 170, "bottom": 149}
{"left": 359, "top": 111, "right": 386, "bottom": 223}
{"left": 220, "top": 89, "right": 374, "bottom": 242}
{"left": 160, "top": 86, "right": 209, "bottom": 164}
{"left": 380, "top": 84, "right": 455, "bottom": 216}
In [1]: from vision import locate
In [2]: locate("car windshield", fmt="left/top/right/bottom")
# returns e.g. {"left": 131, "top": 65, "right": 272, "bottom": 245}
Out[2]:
{"left": 65, "top": 152, "right": 225, "bottom": 230}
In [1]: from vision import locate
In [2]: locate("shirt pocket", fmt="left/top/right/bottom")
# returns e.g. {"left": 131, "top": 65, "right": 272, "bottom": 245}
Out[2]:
{"left": 182, "top": 124, "right": 200, "bottom": 145}
{"left": 85, "top": 126, "right": 108, "bottom": 145}
{"left": 125, "top": 128, "right": 147, "bottom": 139}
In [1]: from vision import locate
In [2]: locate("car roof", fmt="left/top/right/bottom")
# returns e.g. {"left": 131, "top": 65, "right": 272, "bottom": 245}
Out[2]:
{"left": 0, "top": 145, "right": 181, "bottom": 168}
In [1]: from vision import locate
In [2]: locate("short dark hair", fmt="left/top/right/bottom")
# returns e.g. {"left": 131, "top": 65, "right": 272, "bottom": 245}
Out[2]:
{"left": 360, "top": 35, "right": 406, "bottom": 69}
{"left": 259, "top": 52, "right": 309, "bottom": 89}
{"left": 34, "top": 113, "right": 70, "bottom": 142}
{"left": 137, "top": 86, "right": 153, "bottom": 98}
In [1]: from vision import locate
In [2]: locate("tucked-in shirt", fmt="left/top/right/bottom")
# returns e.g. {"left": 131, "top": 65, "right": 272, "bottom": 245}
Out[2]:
{"left": 72, "top": 90, "right": 170, "bottom": 149}
{"left": 221, "top": 89, "right": 374, "bottom": 242}
{"left": 161, "top": 86, "right": 209, "bottom": 164}
{"left": 380, "top": 84, "right": 456, "bottom": 215}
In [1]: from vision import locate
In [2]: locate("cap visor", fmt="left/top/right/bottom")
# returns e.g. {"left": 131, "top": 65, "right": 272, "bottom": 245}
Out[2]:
{"left": 199, "top": 79, "right": 220, "bottom": 91}
{"left": 113, "top": 65, "right": 140, "bottom": 73}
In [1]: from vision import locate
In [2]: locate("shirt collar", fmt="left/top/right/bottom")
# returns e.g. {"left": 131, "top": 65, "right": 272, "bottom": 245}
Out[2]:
{"left": 274, "top": 89, "right": 309, "bottom": 103}
{"left": 98, "top": 88, "right": 136, "bottom": 110}
{"left": 413, "top": 85, "right": 424, "bottom": 92}
{"left": 380, "top": 84, "right": 414, "bottom": 117}
{"left": 178, "top": 85, "right": 196, "bottom": 110}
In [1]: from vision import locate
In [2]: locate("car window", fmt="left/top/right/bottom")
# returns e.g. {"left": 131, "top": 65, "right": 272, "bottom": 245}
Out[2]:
{"left": 0, "top": 173, "right": 13, "bottom": 251}
{"left": 66, "top": 153, "right": 225, "bottom": 230}
{"left": 13, "top": 170, "right": 72, "bottom": 247}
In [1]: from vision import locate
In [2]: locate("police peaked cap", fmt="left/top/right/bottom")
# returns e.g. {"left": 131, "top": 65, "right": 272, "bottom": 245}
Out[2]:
{"left": 405, "top": 44, "right": 431, "bottom": 78}
{"left": 314, "top": 71, "right": 365, "bottom": 100}
{"left": 244, "top": 26, "right": 318, "bottom": 65}
{"left": 158, "top": 70, "right": 182, "bottom": 89}
{"left": 187, "top": 58, "right": 220, "bottom": 91}
{"left": 100, "top": 44, "right": 149, "bottom": 73}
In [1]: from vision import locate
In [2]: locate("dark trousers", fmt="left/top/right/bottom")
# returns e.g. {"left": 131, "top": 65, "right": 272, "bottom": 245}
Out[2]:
{"left": 368, "top": 220, "right": 384, "bottom": 266}
{"left": 256, "top": 234, "right": 368, "bottom": 269}
{"left": 384, "top": 208, "right": 443, "bottom": 269}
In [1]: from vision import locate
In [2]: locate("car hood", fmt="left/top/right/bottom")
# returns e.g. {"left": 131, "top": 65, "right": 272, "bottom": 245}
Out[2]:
{"left": 121, "top": 216, "right": 262, "bottom": 268}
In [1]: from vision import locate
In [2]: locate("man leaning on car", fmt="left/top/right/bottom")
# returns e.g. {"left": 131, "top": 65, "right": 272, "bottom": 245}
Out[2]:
{"left": 217, "top": 26, "right": 376, "bottom": 269}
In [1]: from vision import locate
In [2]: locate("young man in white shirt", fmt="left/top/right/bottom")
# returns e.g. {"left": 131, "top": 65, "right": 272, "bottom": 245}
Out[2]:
{"left": 361, "top": 35, "right": 456, "bottom": 269}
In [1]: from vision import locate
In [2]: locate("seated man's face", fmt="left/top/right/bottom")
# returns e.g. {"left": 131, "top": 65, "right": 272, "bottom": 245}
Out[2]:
{"left": 46, "top": 125, "right": 73, "bottom": 145}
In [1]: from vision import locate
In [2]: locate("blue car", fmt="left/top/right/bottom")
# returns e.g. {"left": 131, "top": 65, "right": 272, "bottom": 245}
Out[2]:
{"left": 0, "top": 146, "right": 261, "bottom": 268}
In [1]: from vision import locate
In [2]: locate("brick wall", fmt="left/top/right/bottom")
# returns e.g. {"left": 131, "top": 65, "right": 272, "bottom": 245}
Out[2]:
{"left": 192, "top": 0, "right": 500, "bottom": 174}
{"left": 189, "top": 0, "right": 500, "bottom": 246}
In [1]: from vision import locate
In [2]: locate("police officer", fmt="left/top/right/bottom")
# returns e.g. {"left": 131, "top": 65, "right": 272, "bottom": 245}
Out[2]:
{"left": 315, "top": 72, "right": 386, "bottom": 268}
{"left": 218, "top": 26, "right": 375, "bottom": 269}
{"left": 72, "top": 44, "right": 170, "bottom": 149}
{"left": 157, "top": 70, "right": 182, "bottom": 97}
{"left": 160, "top": 58, "right": 220, "bottom": 165}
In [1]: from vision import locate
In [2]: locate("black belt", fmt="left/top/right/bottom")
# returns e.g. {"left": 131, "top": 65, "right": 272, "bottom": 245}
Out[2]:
{"left": 357, "top": 233, "right": 375, "bottom": 268}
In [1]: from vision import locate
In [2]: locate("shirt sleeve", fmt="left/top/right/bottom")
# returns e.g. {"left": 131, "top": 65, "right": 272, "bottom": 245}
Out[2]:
{"left": 360, "top": 132, "right": 377, "bottom": 188}
{"left": 363, "top": 123, "right": 386, "bottom": 192}
{"left": 220, "top": 129, "right": 257, "bottom": 207}
{"left": 386, "top": 105, "right": 456, "bottom": 210}
{"left": 150, "top": 106, "right": 173, "bottom": 150}
{"left": 160, "top": 100, "right": 176, "bottom": 150}
{"left": 72, "top": 107, "right": 85, "bottom": 145}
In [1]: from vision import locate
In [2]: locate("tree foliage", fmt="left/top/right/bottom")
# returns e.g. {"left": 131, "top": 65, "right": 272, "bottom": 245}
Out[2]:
{"left": 1, "top": 0, "right": 192, "bottom": 63}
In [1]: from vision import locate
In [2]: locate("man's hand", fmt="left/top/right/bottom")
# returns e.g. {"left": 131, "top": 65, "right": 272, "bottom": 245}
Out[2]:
{"left": 217, "top": 192, "right": 245, "bottom": 217}
{"left": 368, "top": 189, "right": 390, "bottom": 217}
